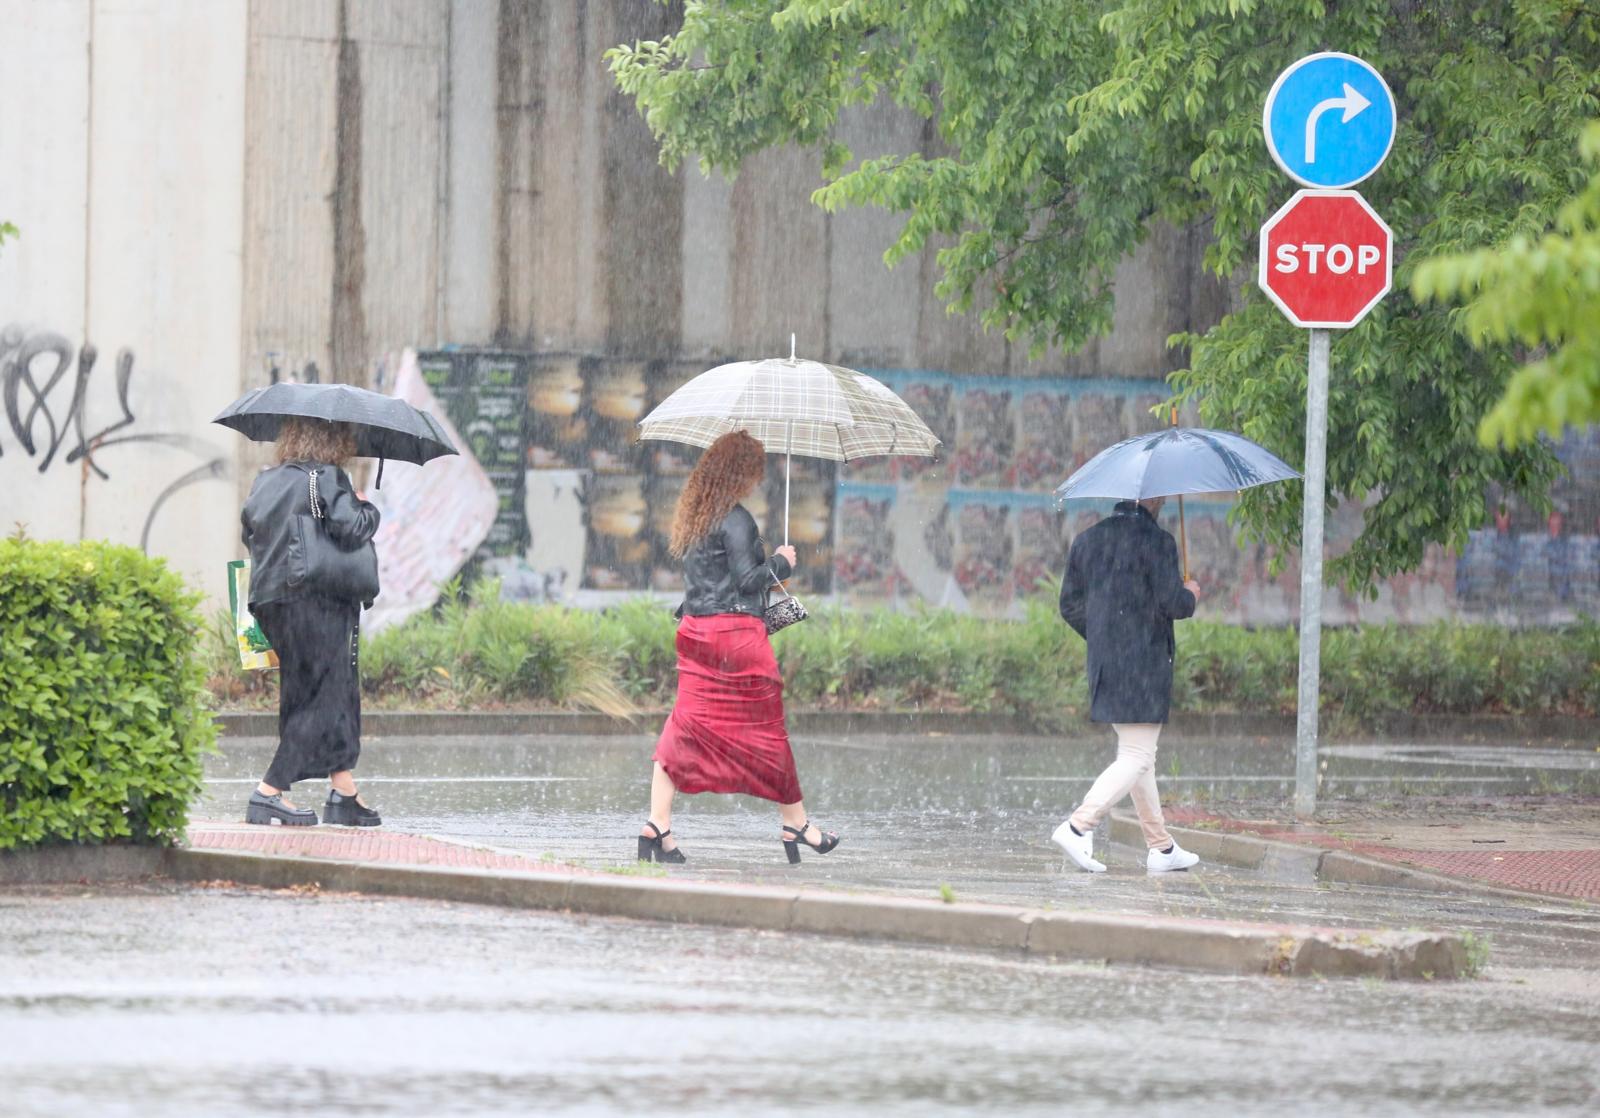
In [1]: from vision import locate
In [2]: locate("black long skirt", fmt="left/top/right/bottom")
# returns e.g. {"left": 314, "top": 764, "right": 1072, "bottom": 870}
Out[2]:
{"left": 254, "top": 594, "right": 362, "bottom": 790}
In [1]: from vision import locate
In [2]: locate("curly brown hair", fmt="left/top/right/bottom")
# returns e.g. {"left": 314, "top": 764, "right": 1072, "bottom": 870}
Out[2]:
{"left": 669, "top": 431, "right": 767, "bottom": 557}
{"left": 275, "top": 418, "right": 358, "bottom": 466}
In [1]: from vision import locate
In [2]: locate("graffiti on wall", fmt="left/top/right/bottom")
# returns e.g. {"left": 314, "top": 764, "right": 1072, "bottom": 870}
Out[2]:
{"left": 0, "top": 326, "right": 230, "bottom": 550}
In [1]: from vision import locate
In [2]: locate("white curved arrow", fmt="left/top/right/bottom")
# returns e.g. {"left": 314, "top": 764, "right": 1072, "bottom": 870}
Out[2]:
{"left": 1304, "top": 83, "right": 1371, "bottom": 164}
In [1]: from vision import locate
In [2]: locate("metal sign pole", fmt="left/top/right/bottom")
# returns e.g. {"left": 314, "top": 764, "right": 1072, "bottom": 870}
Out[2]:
{"left": 1263, "top": 52, "right": 1393, "bottom": 822}
{"left": 1294, "top": 327, "right": 1331, "bottom": 819}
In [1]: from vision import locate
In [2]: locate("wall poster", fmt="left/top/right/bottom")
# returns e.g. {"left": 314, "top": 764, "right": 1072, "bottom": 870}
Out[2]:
{"left": 416, "top": 350, "right": 1598, "bottom": 625}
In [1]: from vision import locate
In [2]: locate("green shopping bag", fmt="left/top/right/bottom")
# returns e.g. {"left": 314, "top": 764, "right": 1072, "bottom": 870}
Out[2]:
{"left": 228, "top": 560, "right": 279, "bottom": 671}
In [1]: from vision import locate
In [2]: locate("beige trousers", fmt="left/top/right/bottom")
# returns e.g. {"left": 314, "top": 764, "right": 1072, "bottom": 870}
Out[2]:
{"left": 1068, "top": 723, "right": 1173, "bottom": 850}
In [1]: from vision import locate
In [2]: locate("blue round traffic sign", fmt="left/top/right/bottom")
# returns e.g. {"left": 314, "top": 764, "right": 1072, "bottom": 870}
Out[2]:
{"left": 1263, "top": 52, "right": 1396, "bottom": 189}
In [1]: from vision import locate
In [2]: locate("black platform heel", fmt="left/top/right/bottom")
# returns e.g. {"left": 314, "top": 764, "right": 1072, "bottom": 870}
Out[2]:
{"left": 324, "top": 789, "right": 382, "bottom": 827}
{"left": 245, "top": 790, "right": 317, "bottom": 827}
{"left": 637, "top": 821, "right": 687, "bottom": 864}
{"left": 782, "top": 821, "right": 840, "bottom": 864}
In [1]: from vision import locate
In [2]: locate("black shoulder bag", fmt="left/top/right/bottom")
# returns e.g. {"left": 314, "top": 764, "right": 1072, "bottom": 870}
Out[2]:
{"left": 289, "top": 466, "right": 380, "bottom": 606}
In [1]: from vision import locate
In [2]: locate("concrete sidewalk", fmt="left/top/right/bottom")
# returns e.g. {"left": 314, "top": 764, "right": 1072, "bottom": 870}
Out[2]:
{"left": 168, "top": 821, "right": 1467, "bottom": 980}
{"left": 1156, "top": 798, "right": 1600, "bottom": 902}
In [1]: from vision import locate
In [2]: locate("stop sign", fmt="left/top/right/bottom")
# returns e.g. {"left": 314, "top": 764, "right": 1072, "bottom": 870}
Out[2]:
{"left": 1258, "top": 189, "right": 1392, "bottom": 328}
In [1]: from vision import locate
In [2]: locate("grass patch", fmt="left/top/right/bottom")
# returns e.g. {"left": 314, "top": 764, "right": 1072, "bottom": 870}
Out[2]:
{"left": 1460, "top": 931, "right": 1493, "bottom": 978}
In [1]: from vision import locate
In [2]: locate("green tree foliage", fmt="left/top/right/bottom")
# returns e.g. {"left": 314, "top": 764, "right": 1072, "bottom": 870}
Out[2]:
{"left": 1414, "top": 120, "right": 1600, "bottom": 447}
{"left": 609, "top": 1, "right": 1600, "bottom": 591}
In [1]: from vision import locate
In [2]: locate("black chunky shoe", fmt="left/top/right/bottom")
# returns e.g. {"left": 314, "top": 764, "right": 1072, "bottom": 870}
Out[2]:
{"left": 324, "top": 789, "right": 382, "bottom": 827}
{"left": 782, "top": 821, "right": 840, "bottom": 865}
{"left": 245, "top": 790, "right": 317, "bottom": 827}
{"left": 637, "top": 821, "right": 686, "bottom": 864}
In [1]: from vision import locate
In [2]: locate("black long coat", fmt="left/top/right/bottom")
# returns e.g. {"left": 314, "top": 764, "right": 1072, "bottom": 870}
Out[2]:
{"left": 1059, "top": 502, "right": 1196, "bottom": 723}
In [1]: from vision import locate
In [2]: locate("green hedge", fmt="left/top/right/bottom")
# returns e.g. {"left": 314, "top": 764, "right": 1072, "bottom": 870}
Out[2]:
{"left": 1, "top": 538, "right": 216, "bottom": 849}
{"left": 206, "top": 587, "right": 1598, "bottom": 726}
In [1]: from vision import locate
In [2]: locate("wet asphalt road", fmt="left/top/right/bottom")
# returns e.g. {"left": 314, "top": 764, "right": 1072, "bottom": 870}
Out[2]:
{"left": 2, "top": 882, "right": 1598, "bottom": 1118}
{"left": 8, "top": 732, "right": 1599, "bottom": 1116}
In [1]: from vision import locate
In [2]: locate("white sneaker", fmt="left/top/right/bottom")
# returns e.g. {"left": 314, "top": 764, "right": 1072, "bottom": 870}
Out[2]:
{"left": 1147, "top": 841, "right": 1200, "bottom": 873}
{"left": 1051, "top": 820, "right": 1106, "bottom": 873}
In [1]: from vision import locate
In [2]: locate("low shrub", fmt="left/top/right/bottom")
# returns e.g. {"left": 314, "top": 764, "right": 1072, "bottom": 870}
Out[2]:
{"left": 202, "top": 589, "right": 1598, "bottom": 727}
{"left": 776, "top": 599, "right": 1086, "bottom": 718}
{"left": 360, "top": 580, "right": 636, "bottom": 716}
{"left": 1, "top": 537, "right": 216, "bottom": 849}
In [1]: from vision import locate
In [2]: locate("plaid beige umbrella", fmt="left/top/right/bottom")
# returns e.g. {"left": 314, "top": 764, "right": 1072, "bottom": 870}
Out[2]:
{"left": 638, "top": 340, "right": 941, "bottom": 541}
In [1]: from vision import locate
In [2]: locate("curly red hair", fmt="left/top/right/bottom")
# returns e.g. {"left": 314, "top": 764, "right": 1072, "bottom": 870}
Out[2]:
{"left": 669, "top": 431, "right": 767, "bottom": 557}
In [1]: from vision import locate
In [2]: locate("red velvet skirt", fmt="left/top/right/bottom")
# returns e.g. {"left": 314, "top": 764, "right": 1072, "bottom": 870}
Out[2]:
{"left": 653, "top": 613, "right": 803, "bottom": 804}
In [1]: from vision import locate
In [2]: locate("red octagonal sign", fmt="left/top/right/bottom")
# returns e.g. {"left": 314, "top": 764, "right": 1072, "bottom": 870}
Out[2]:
{"left": 1258, "top": 189, "right": 1392, "bottom": 328}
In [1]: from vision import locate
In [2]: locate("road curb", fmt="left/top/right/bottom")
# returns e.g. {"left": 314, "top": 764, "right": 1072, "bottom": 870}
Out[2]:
{"left": 211, "top": 707, "right": 1597, "bottom": 745}
{"left": 0, "top": 845, "right": 165, "bottom": 885}
{"left": 147, "top": 845, "right": 1464, "bottom": 979}
{"left": 1107, "top": 814, "right": 1324, "bottom": 880}
{"left": 1109, "top": 813, "right": 1593, "bottom": 907}
{"left": 0, "top": 842, "right": 1471, "bottom": 978}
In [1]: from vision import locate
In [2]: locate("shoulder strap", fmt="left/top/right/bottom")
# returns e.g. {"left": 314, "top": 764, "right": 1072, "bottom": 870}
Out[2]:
{"left": 308, "top": 466, "right": 324, "bottom": 519}
{"left": 770, "top": 569, "right": 800, "bottom": 603}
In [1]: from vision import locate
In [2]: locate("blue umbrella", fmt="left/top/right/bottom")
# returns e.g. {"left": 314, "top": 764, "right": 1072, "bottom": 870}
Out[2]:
{"left": 1055, "top": 427, "right": 1298, "bottom": 502}
{"left": 1054, "top": 426, "right": 1300, "bottom": 577}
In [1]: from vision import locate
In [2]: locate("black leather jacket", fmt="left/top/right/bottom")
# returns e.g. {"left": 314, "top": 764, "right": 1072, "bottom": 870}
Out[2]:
{"left": 241, "top": 461, "right": 380, "bottom": 608}
{"left": 678, "top": 504, "right": 793, "bottom": 619}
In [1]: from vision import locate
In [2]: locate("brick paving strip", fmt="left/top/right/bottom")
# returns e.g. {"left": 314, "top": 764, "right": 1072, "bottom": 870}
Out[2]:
{"left": 1128, "top": 807, "right": 1600, "bottom": 903}
{"left": 184, "top": 823, "right": 580, "bottom": 875}
{"left": 1, "top": 825, "right": 1469, "bottom": 981}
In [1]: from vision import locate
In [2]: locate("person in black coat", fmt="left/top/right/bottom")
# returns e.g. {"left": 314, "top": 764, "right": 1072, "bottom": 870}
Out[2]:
{"left": 1052, "top": 498, "right": 1202, "bottom": 873}
{"left": 241, "top": 418, "right": 382, "bottom": 828}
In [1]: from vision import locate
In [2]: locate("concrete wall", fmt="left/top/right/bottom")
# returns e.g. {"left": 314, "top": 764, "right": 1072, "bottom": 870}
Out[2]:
{"left": 241, "top": 0, "right": 453, "bottom": 390}
{"left": 0, "top": 0, "right": 246, "bottom": 599}
{"left": 486, "top": 0, "right": 1225, "bottom": 375}
{"left": 3, "top": 0, "right": 1224, "bottom": 608}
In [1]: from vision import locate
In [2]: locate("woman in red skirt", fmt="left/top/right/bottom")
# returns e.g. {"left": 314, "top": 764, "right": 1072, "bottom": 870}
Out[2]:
{"left": 638, "top": 430, "right": 841, "bottom": 865}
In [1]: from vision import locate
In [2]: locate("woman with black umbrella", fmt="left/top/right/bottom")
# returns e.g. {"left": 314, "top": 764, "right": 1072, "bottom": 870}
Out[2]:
{"left": 216, "top": 377, "right": 456, "bottom": 826}
{"left": 240, "top": 418, "right": 382, "bottom": 827}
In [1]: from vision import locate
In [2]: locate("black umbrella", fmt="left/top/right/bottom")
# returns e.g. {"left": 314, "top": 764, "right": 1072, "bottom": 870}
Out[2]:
{"left": 212, "top": 382, "right": 457, "bottom": 486}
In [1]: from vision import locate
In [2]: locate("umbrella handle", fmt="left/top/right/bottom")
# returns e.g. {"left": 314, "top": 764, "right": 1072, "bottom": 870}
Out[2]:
{"left": 1170, "top": 405, "right": 1189, "bottom": 583}
{"left": 1177, "top": 493, "right": 1190, "bottom": 583}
